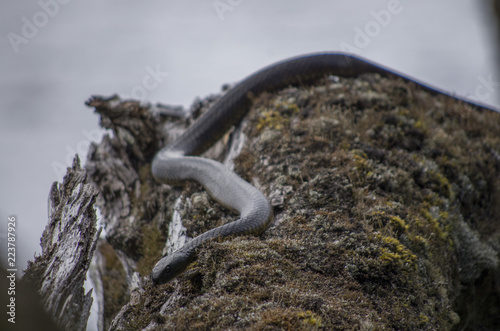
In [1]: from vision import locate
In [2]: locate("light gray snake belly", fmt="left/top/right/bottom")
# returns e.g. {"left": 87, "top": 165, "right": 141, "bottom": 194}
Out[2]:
{"left": 150, "top": 52, "right": 492, "bottom": 284}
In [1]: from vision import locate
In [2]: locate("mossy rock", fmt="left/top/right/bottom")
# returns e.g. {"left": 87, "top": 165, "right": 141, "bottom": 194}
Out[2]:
{"left": 102, "top": 74, "right": 499, "bottom": 330}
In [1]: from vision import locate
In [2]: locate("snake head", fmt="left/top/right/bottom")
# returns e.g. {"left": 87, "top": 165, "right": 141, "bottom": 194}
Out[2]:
{"left": 151, "top": 250, "right": 192, "bottom": 285}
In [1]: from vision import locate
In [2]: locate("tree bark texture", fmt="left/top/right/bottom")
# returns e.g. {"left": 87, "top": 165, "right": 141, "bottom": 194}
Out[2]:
{"left": 23, "top": 156, "right": 101, "bottom": 331}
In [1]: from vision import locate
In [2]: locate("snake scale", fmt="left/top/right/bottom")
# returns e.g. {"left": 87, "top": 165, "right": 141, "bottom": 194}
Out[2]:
{"left": 150, "top": 52, "right": 493, "bottom": 284}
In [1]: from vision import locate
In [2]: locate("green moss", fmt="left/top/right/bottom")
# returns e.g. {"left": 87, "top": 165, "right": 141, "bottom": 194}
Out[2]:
{"left": 390, "top": 215, "right": 409, "bottom": 233}
{"left": 414, "top": 119, "right": 426, "bottom": 130}
{"left": 419, "top": 313, "right": 430, "bottom": 324}
{"left": 352, "top": 150, "right": 370, "bottom": 171}
{"left": 428, "top": 170, "right": 453, "bottom": 199}
{"left": 420, "top": 208, "right": 449, "bottom": 242}
{"left": 256, "top": 101, "right": 299, "bottom": 131}
{"left": 411, "top": 234, "right": 428, "bottom": 250}
{"left": 257, "top": 109, "right": 285, "bottom": 131}
{"left": 138, "top": 164, "right": 152, "bottom": 197}
{"left": 296, "top": 310, "right": 322, "bottom": 328}
{"left": 136, "top": 222, "right": 166, "bottom": 276}
{"left": 102, "top": 72, "right": 500, "bottom": 330}
{"left": 98, "top": 242, "right": 129, "bottom": 329}
{"left": 256, "top": 308, "right": 322, "bottom": 330}
{"left": 377, "top": 235, "right": 417, "bottom": 269}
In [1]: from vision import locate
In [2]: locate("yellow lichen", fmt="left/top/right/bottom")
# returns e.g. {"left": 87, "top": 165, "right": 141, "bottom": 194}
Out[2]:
{"left": 414, "top": 119, "right": 426, "bottom": 130}
{"left": 412, "top": 235, "right": 428, "bottom": 248}
{"left": 136, "top": 223, "right": 165, "bottom": 276}
{"left": 397, "top": 108, "right": 410, "bottom": 116}
{"left": 390, "top": 215, "right": 409, "bottom": 233}
{"left": 351, "top": 150, "right": 373, "bottom": 183}
{"left": 419, "top": 313, "right": 430, "bottom": 324}
{"left": 296, "top": 310, "right": 322, "bottom": 327}
{"left": 378, "top": 235, "right": 417, "bottom": 268}
{"left": 256, "top": 102, "right": 299, "bottom": 131}
{"left": 428, "top": 170, "right": 453, "bottom": 199}
{"left": 257, "top": 109, "right": 285, "bottom": 131}
{"left": 420, "top": 208, "right": 448, "bottom": 241}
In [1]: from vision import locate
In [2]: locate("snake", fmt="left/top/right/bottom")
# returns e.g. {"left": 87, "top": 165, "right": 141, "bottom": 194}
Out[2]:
{"left": 150, "top": 52, "right": 494, "bottom": 284}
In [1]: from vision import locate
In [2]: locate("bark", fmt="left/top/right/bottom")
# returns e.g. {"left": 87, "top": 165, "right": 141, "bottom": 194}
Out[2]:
{"left": 22, "top": 156, "right": 101, "bottom": 331}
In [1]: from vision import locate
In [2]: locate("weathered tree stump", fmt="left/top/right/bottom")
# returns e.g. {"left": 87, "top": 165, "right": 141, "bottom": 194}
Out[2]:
{"left": 24, "top": 72, "right": 500, "bottom": 330}
{"left": 22, "top": 156, "right": 101, "bottom": 331}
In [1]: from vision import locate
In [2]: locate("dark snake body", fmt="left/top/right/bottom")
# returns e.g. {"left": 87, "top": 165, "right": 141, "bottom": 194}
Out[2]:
{"left": 151, "top": 52, "right": 492, "bottom": 284}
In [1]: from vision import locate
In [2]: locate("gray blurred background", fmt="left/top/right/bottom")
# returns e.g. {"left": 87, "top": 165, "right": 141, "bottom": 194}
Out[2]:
{"left": 1, "top": 0, "right": 499, "bottom": 292}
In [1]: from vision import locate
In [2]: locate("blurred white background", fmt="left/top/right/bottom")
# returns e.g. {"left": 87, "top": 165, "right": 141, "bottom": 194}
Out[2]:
{"left": 0, "top": 1, "right": 498, "bottom": 328}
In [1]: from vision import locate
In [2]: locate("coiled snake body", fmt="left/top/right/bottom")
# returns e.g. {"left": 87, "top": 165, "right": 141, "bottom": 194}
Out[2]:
{"left": 151, "top": 52, "right": 491, "bottom": 284}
